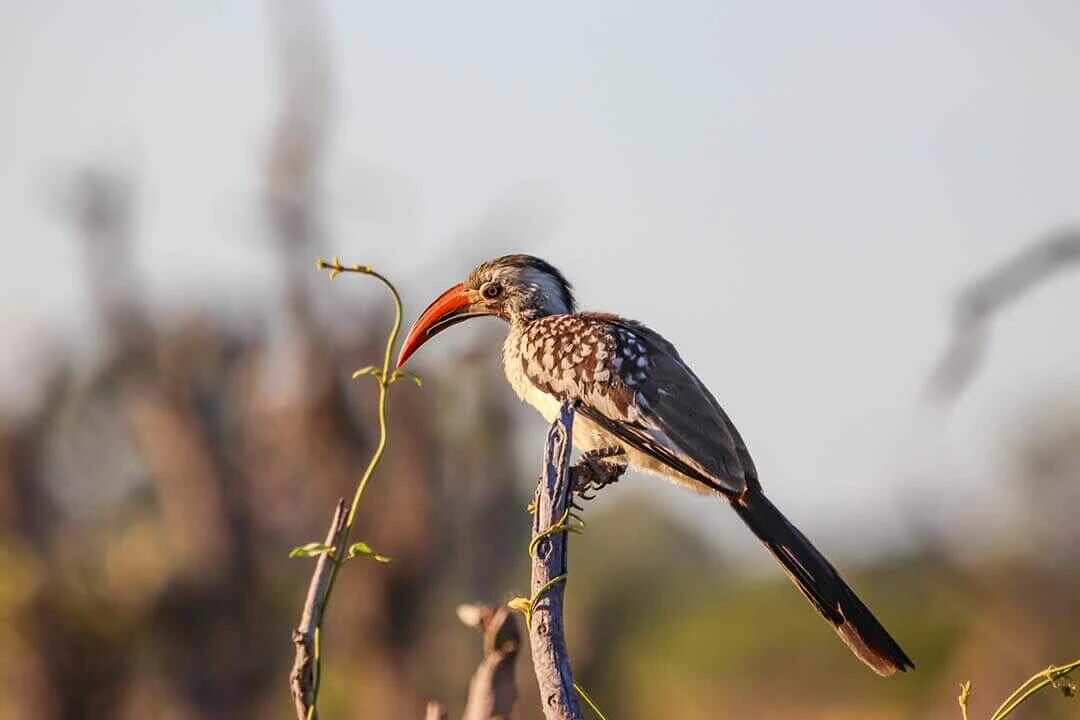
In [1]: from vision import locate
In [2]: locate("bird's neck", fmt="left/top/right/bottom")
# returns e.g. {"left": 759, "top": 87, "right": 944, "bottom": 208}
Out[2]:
{"left": 510, "top": 306, "right": 571, "bottom": 328}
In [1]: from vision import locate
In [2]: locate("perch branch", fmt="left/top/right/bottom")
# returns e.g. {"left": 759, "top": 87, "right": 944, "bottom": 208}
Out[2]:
{"left": 527, "top": 402, "right": 584, "bottom": 720}
{"left": 290, "top": 499, "right": 348, "bottom": 720}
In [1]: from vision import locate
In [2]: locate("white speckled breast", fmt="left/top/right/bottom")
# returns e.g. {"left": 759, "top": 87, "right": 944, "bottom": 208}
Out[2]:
{"left": 502, "top": 323, "right": 564, "bottom": 423}
{"left": 500, "top": 315, "right": 718, "bottom": 496}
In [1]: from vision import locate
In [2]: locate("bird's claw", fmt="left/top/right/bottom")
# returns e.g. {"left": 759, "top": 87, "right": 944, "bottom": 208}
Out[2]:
{"left": 570, "top": 448, "right": 626, "bottom": 504}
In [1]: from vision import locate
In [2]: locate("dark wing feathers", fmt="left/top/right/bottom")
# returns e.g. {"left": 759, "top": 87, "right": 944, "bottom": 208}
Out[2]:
{"left": 527, "top": 313, "right": 754, "bottom": 496}
{"left": 597, "top": 315, "right": 756, "bottom": 492}
{"left": 532, "top": 315, "right": 915, "bottom": 676}
{"left": 574, "top": 404, "right": 727, "bottom": 492}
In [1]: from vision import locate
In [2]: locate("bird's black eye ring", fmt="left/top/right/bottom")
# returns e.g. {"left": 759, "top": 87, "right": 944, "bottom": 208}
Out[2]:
{"left": 481, "top": 283, "right": 502, "bottom": 300}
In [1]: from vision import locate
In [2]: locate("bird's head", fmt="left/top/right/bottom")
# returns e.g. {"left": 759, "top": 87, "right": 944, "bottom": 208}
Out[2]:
{"left": 396, "top": 254, "right": 575, "bottom": 368}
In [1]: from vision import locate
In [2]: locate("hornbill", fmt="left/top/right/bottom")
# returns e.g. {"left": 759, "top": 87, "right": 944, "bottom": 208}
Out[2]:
{"left": 396, "top": 254, "right": 914, "bottom": 676}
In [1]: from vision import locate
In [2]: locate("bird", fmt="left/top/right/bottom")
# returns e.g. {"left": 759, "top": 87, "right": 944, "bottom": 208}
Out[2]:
{"left": 396, "top": 253, "right": 914, "bottom": 676}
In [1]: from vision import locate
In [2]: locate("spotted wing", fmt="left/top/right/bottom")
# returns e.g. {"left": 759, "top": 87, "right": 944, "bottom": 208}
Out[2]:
{"left": 520, "top": 313, "right": 755, "bottom": 496}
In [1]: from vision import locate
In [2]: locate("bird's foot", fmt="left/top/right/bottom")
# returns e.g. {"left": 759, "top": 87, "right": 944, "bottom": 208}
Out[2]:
{"left": 571, "top": 447, "right": 626, "bottom": 503}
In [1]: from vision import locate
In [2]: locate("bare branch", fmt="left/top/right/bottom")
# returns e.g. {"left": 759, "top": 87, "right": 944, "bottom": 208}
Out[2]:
{"left": 425, "top": 702, "right": 449, "bottom": 720}
{"left": 457, "top": 604, "right": 521, "bottom": 720}
{"left": 287, "top": 259, "right": 407, "bottom": 716}
{"left": 290, "top": 499, "right": 349, "bottom": 720}
{"left": 528, "top": 403, "right": 583, "bottom": 720}
{"left": 928, "top": 227, "right": 1080, "bottom": 401}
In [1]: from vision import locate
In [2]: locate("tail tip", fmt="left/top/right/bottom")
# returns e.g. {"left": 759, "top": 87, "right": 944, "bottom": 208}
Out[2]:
{"left": 866, "top": 648, "right": 916, "bottom": 677}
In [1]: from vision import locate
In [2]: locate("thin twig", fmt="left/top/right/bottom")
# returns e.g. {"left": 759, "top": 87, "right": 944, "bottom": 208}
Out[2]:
{"left": 290, "top": 499, "right": 348, "bottom": 720}
{"left": 289, "top": 258, "right": 414, "bottom": 719}
{"left": 989, "top": 658, "right": 1080, "bottom": 720}
{"left": 573, "top": 683, "right": 609, "bottom": 720}
{"left": 957, "top": 681, "right": 972, "bottom": 720}
{"left": 527, "top": 402, "right": 584, "bottom": 720}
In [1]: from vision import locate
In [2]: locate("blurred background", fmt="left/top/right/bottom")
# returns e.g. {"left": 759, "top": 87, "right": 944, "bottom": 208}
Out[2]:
{"left": 2, "top": 2, "right": 1079, "bottom": 718}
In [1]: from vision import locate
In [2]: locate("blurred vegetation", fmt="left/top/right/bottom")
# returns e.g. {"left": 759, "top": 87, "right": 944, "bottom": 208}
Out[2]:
{"left": 1, "top": 3, "right": 1077, "bottom": 719}
{"left": 3, "top": 164, "right": 1079, "bottom": 720}
{"left": 6, "top": 268, "right": 1077, "bottom": 719}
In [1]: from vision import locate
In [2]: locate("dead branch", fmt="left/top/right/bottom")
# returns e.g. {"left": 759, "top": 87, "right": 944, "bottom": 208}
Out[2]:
{"left": 928, "top": 227, "right": 1080, "bottom": 401}
{"left": 290, "top": 499, "right": 348, "bottom": 720}
{"left": 425, "top": 701, "right": 449, "bottom": 720}
{"left": 528, "top": 402, "right": 583, "bottom": 720}
{"left": 456, "top": 603, "right": 521, "bottom": 720}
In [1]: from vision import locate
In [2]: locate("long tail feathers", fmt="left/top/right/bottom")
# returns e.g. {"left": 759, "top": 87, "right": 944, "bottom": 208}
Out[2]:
{"left": 731, "top": 490, "right": 915, "bottom": 676}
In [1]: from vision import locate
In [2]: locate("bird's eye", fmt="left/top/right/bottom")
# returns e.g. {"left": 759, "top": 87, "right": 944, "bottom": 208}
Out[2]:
{"left": 481, "top": 283, "right": 502, "bottom": 300}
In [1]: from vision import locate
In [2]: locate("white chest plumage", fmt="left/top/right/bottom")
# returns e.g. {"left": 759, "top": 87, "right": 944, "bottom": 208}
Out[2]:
{"left": 500, "top": 318, "right": 710, "bottom": 495}
{"left": 502, "top": 326, "right": 564, "bottom": 423}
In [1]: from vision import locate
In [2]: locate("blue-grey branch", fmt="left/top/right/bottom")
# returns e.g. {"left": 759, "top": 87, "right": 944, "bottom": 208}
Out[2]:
{"left": 529, "top": 402, "right": 583, "bottom": 720}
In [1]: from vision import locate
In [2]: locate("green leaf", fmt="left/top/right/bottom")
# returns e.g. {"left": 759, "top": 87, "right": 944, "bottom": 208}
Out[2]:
{"left": 386, "top": 369, "right": 423, "bottom": 387}
{"left": 346, "top": 541, "right": 391, "bottom": 563}
{"left": 507, "top": 596, "right": 531, "bottom": 616}
{"left": 351, "top": 366, "right": 381, "bottom": 381}
{"left": 401, "top": 370, "right": 423, "bottom": 387}
{"left": 289, "top": 542, "right": 336, "bottom": 558}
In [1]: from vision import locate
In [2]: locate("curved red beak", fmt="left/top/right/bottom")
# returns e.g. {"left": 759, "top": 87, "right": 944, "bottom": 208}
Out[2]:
{"left": 396, "top": 283, "right": 484, "bottom": 368}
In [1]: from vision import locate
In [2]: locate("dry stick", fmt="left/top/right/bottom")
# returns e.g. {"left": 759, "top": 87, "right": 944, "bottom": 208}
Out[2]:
{"left": 528, "top": 402, "right": 584, "bottom": 720}
{"left": 424, "top": 702, "right": 449, "bottom": 720}
{"left": 290, "top": 499, "right": 348, "bottom": 720}
{"left": 457, "top": 604, "right": 522, "bottom": 720}
{"left": 288, "top": 258, "right": 411, "bottom": 720}
{"left": 424, "top": 604, "right": 521, "bottom": 720}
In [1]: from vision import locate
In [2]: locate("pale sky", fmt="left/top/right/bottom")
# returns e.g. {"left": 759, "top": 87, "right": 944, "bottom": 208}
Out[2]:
{"left": 3, "top": 1, "right": 1079, "bottom": 556}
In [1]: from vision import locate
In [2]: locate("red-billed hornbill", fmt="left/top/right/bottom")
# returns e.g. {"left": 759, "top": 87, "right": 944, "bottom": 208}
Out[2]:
{"left": 397, "top": 254, "right": 913, "bottom": 676}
